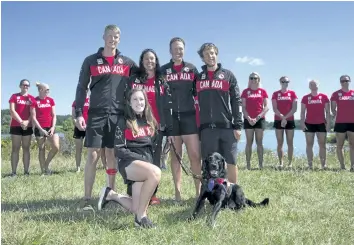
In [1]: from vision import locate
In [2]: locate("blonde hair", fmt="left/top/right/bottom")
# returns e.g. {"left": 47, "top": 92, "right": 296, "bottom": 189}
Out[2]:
{"left": 35, "top": 82, "right": 49, "bottom": 91}
{"left": 248, "top": 72, "right": 262, "bottom": 88}
{"left": 104, "top": 24, "right": 121, "bottom": 35}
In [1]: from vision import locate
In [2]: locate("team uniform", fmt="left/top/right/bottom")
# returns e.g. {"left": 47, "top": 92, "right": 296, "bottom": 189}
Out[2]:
{"left": 126, "top": 74, "right": 173, "bottom": 167}
{"left": 115, "top": 116, "right": 155, "bottom": 185}
{"left": 301, "top": 93, "right": 329, "bottom": 133}
{"left": 271, "top": 90, "right": 298, "bottom": 130}
{"left": 32, "top": 96, "right": 56, "bottom": 137}
{"left": 330, "top": 89, "right": 354, "bottom": 133}
{"left": 72, "top": 98, "right": 90, "bottom": 139}
{"left": 75, "top": 47, "right": 137, "bottom": 148}
{"left": 241, "top": 88, "right": 268, "bottom": 129}
{"left": 161, "top": 60, "right": 199, "bottom": 136}
{"left": 8, "top": 93, "right": 35, "bottom": 136}
{"left": 194, "top": 64, "right": 242, "bottom": 165}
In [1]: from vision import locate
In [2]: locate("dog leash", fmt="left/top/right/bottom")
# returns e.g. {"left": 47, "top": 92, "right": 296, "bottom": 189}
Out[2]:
{"left": 169, "top": 141, "right": 202, "bottom": 180}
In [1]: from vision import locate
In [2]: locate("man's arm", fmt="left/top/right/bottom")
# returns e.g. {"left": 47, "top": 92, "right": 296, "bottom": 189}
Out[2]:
{"left": 75, "top": 57, "right": 91, "bottom": 118}
{"left": 229, "top": 72, "right": 243, "bottom": 130}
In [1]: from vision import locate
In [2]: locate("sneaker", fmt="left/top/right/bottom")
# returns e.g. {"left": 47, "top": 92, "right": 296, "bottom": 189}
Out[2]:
{"left": 78, "top": 199, "right": 94, "bottom": 212}
{"left": 134, "top": 215, "right": 156, "bottom": 229}
{"left": 24, "top": 172, "right": 30, "bottom": 176}
{"left": 98, "top": 187, "right": 112, "bottom": 211}
{"left": 10, "top": 173, "right": 17, "bottom": 178}
{"left": 149, "top": 196, "right": 161, "bottom": 205}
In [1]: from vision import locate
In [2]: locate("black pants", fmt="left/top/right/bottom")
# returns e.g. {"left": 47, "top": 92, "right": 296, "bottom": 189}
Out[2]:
{"left": 127, "top": 130, "right": 164, "bottom": 197}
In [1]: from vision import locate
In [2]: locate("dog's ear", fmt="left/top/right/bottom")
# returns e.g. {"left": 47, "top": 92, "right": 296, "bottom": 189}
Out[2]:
{"left": 202, "top": 159, "right": 209, "bottom": 178}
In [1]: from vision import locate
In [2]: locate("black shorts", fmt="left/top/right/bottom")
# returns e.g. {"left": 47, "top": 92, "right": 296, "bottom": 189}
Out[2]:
{"left": 10, "top": 126, "right": 33, "bottom": 136}
{"left": 334, "top": 123, "right": 354, "bottom": 133}
{"left": 34, "top": 127, "right": 53, "bottom": 137}
{"left": 73, "top": 127, "right": 86, "bottom": 139}
{"left": 273, "top": 120, "right": 296, "bottom": 130}
{"left": 200, "top": 128, "right": 238, "bottom": 165}
{"left": 304, "top": 123, "right": 326, "bottom": 133}
{"left": 84, "top": 112, "right": 122, "bottom": 148}
{"left": 118, "top": 149, "right": 153, "bottom": 185}
{"left": 243, "top": 118, "right": 266, "bottom": 129}
{"left": 170, "top": 111, "right": 198, "bottom": 136}
{"left": 152, "top": 131, "right": 163, "bottom": 168}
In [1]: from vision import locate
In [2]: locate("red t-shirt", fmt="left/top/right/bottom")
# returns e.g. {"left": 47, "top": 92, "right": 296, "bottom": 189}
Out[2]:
{"left": 72, "top": 98, "right": 90, "bottom": 123}
{"left": 145, "top": 77, "right": 161, "bottom": 123}
{"left": 32, "top": 96, "right": 55, "bottom": 128}
{"left": 105, "top": 56, "right": 114, "bottom": 66}
{"left": 173, "top": 64, "right": 183, "bottom": 73}
{"left": 271, "top": 90, "right": 298, "bottom": 121}
{"left": 241, "top": 88, "right": 268, "bottom": 118}
{"left": 194, "top": 96, "right": 200, "bottom": 127}
{"left": 8, "top": 93, "right": 36, "bottom": 127}
{"left": 301, "top": 93, "right": 329, "bottom": 124}
{"left": 330, "top": 89, "right": 354, "bottom": 123}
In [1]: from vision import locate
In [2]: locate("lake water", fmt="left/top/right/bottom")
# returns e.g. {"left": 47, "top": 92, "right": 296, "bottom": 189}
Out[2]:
{"left": 2, "top": 130, "right": 330, "bottom": 157}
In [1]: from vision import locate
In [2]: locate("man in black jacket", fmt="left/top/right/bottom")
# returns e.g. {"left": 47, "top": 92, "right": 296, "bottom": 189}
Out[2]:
{"left": 194, "top": 43, "right": 242, "bottom": 184}
{"left": 74, "top": 24, "right": 137, "bottom": 211}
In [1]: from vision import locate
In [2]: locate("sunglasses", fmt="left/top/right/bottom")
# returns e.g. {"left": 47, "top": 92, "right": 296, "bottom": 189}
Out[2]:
{"left": 45, "top": 89, "right": 50, "bottom": 92}
{"left": 22, "top": 84, "right": 30, "bottom": 87}
{"left": 281, "top": 81, "right": 290, "bottom": 84}
{"left": 340, "top": 80, "right": 350, "bottom": 83}
{"left": 249, "top": 77, "right": 259, "bottom": 80}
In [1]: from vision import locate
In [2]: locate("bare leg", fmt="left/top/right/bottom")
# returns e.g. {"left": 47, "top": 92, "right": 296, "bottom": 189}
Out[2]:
{"left": 245, "top": 129, "right": 255, "bottom": 170}
{"left": 336, "top": 133, "right": 347, "bottom": 169}
{"left": 347, "top": 132, "right": 354, "bottom": 171}
{"left": 36, "top": 137, "right": 46, "bottom": 174}
{"left": 316, "top": 132, "right": 327, "bottom": 169}
{"left": 21, "top": 135, "right": 32, "bottom": 174}
{"left": 45, "top": 134, "right": 60, "bottom": 172}
{"left": 105, "top": 148, "right": 116, "bottom": 190}
{"left": 285, "top": 129, "right": 295, "bottom": 167}
{"left": 10, "top": 135, "right": 22, "bottom": 175}
{"left": 170, "top": 136, "right": 183, "bottom": 201}
{"left": 75, "top": 138, "right": 84, "bottom": 172}
{"left": 84, "top": 148, "right": 101, "bottom": 199}
{"left": 305, "top": 133, "right": 315, "bottom": 169}
{"left": 255, "top": 128, "right": 264, "bottom": 169}
{"left": 275, "top": 129, "right": 284, "bottom": 167}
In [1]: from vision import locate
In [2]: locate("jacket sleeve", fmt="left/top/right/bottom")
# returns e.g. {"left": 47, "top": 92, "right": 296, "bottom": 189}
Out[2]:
{"left": 75, "top": 57, "right": 90, "bottom": 118}
{"left": 229, "top": 72, "right": 243, "bottom": 130}
{"left": 114, "top": 118, "right": 131, "bottom": 159}
{"left": 191, "top": 67, "right": 199, "bottom": 97}
{"left": 160, "top": 81, "right": 173, "bottom": 136}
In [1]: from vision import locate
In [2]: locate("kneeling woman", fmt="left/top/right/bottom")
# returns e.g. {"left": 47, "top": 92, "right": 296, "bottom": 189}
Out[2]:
{"left": 98, "top": 88, "right": 160, "bottom": 229}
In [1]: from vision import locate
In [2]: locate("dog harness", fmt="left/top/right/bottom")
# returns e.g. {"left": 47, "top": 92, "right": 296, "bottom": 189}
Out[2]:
{"left": 208, "top": 178, "right": 227, "bottom": 192}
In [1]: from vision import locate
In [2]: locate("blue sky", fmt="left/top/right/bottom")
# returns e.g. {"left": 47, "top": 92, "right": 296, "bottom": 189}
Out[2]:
{"left": 2, "top": 1, "right": 354, "bottom": 121}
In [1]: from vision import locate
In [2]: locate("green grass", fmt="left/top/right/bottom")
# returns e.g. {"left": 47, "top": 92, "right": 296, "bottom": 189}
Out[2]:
{"left": 1, "top": 150, "right": 354, "bottom": 245}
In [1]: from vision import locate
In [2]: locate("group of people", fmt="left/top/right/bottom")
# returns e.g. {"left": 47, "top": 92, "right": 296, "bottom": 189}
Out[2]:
{"left": 7, "top": 24, "right": 353, "bottom": 229}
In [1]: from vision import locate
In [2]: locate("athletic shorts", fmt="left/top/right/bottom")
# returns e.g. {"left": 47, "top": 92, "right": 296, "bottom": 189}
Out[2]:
{"left": 200, "top": 128, "right": 238, "bottom": 165}
{"left": 170, "top": 111, "right": 198, "bottom": 136}
{"left": 118, "top": 148, "right": 153, "bottom": 185}
{"left": 73, "top": 127, "right": 86, "bottom": 139}
{"left": 10, "top": 126, "right": 33, "bottom": 136}
{"left": 304, "top": 123, "right": 326, "bottom": 133}
{"left": 34, "top": 127, "right": 54, "bottom": 137}
{"left": 243, "top": 118, "right": 266, "bottom": 129}
{"left": 334, "top": 123, "right": 354, "bottom": 133}
{"left": 84, "top": 112, "right": 122, "bottom": 149}
{"left": 273, "top": 120, "right": 296, "bottom": 130}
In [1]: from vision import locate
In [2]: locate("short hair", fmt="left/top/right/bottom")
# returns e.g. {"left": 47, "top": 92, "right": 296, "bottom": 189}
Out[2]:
{"left": 169, "top": 37, "right": 185, "bottom": 49}
{"left": 340, "top": 75, "right": 351, "bottom": 81}
{"left": 104, "top": 24, "right": 121, "bottom": 35}
{"left": 279, "top": 76, "right": 289, "bottom": 82}
{"left": 197, "top": 43, "right": 219, "bottom": 59}
{"left": 19, "top": 79, "right": 30, "bottom": 86}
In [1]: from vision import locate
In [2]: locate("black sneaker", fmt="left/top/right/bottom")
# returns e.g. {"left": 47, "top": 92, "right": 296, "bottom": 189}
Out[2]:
{"left": 134, "top": 216, "right": 156, "bottom": 229}
{"left": 98, "top": 187, "right": 111, "bottom": 211}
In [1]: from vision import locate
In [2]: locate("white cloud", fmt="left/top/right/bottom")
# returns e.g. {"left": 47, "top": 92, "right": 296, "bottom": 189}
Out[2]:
{"left": 235, "top": 56, "right": 265, "bottom": 66}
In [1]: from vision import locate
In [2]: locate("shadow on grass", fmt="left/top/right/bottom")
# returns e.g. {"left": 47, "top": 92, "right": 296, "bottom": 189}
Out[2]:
{"left": 1, "top": 169, "right": 72, "bottom": 179}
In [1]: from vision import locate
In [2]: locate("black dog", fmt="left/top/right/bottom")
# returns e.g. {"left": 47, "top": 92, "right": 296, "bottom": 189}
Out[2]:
{"left": 189, "top": 152, "right": 269, "bottom": 226}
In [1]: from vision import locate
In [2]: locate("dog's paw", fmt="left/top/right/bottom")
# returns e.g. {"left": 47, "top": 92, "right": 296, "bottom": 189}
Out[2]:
{"left": 261, "top": 198, "right": 270, "bottom": 206}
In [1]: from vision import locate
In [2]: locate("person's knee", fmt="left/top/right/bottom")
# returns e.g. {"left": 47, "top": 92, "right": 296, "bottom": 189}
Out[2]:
{"left": 256, "top": 141, "right": 263, "bottom": 147}
{"left": 22, "top": 144, "right": 30, "bottom": 152}
{"left": 11, "top": 144, "right": 21, "bottom": 152}
{"left": 150, "top": 165, "right": 161, "bottom": 182}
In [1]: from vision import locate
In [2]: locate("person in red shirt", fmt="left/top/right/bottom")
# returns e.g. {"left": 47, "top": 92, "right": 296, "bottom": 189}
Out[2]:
{"left": 31, "top": 82, "right": 60, "bottom": 175}
{"left": 271, "top": 76, "right": 298, "bottom": 169}
{"left": 330, "top": 75, "right": 354, "bottom": 171}
{"left": 241, "top": 72, "right": 269, "bottom": 170}
{"left": 300, "top": 80, "right": 330, "bottom": 170}
{"left": 8, "top": 79, "right": 36, "bottom": 176}
{"left": 71, "top": 93, "right": 107, "bottom": 173}
{"left": 125, "top": 49, "right": 174, "bottom": 206}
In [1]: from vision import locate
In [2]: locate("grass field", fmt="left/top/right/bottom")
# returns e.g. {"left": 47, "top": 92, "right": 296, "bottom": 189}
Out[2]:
{"left": 1, "top": 149, "right": 354, "bottom": 245}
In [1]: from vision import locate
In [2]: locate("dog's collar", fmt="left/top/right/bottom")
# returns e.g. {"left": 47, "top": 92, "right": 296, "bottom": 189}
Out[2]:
{"left": 207, "top": 178, "right": 227, "bottom": 191}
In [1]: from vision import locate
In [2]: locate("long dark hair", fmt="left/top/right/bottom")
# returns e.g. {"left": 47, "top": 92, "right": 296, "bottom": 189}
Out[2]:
{"left": 137, "top": 49, "right": 164, "bottom": 81}
{"left": 125, "top": 88, "right": 158, "bottom": 136}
